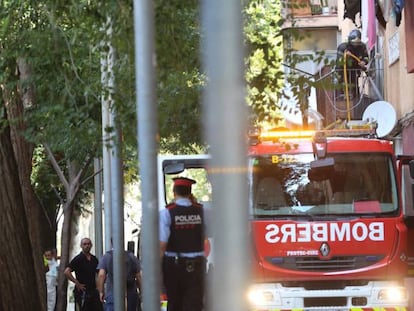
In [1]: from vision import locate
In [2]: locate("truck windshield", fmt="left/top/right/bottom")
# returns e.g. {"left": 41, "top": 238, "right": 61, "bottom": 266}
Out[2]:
{"left": 248, "top": 153, "right": 398, "bottom": 217}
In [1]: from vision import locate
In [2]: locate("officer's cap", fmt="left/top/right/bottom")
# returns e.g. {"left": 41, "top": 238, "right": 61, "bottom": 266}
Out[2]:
{"left": 173, "top": 177, "right": 196, "bottom": 188}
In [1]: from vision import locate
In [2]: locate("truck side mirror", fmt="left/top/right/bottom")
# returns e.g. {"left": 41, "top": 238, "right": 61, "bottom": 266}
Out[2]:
{"left": 308, "top": 157, "right": 335, "bottom": 181}
{"left": 164, "top": 163, "right": 185, "bottom": 174}
{"left": 404, "top": 216, "right": 414, "bottom": 229}
{"left": 127, "top": 241, "right": 135, "bottom": 254}
{"left": 409, "top": 160, "right": 414, "bottom": 179}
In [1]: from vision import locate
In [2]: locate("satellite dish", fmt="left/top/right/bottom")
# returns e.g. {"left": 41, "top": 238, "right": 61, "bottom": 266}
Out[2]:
{"left": 362, "top": 101, "right": 397, "bottom": 137}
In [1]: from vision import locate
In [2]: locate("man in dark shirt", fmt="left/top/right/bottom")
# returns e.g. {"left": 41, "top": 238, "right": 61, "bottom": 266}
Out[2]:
{"left": 64, "top": 237, "right": 102, "bottom": 311}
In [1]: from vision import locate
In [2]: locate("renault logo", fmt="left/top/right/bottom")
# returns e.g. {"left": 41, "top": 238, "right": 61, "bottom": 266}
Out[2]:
{"left": 319, "top": 243, "right": 330, "bottom": 257}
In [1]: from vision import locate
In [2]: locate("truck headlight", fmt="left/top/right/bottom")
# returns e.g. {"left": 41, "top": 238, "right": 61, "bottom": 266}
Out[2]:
{"left": 247, "top": 289, "right": 274, "bottom": 305}
{"left": 378, "top": 286, "right": 407, "bottom": 303}
{"left": 247, "top": 284, "right": 282, "bottom": 306}
{"left": 248, "top": 289, "right": 274, "bottom": 305}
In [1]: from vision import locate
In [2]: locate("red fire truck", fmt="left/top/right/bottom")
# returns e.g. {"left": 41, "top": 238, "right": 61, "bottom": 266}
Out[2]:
{"left": 158, "top": 120, "right": 414, "bottom": 310}
{"left": 246, "top": 124, "right": 411, "bottom": 310}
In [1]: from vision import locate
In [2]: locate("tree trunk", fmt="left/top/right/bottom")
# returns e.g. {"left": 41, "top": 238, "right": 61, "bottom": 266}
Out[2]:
{"left": 13, "top": 58, "right": 47, "bottom": 309}
{"left": 56, "top": 201, "right": 74, "bottom": 311}
{"left": 0, "top": 113, "right": 43, "bottom": 310}
{"left": 43, "top": 141, "right": 93, "bottom": 311}
{"left": 0, "top": 59, "right": 46, "bottom": 310}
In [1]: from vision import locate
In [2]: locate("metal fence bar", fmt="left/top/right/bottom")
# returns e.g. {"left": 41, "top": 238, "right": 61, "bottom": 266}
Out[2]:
{"left": 201, "top": 1, "right": 250, "bottom": 310}
{"left": 94, "top": 158, "right": 103, "bottom": 258}
{"left": 133, "top": 1, "right": 160, "bottom": 310}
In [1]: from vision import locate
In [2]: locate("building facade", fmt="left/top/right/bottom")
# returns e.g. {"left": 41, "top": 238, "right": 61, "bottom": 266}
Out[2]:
{"left": 283, "top": 0, "right": 414, "bottom": 150}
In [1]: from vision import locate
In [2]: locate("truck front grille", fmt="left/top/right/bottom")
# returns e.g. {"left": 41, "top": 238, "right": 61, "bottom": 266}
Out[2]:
{"left": 265, "top": 255, "right": 383, "bottom": 272}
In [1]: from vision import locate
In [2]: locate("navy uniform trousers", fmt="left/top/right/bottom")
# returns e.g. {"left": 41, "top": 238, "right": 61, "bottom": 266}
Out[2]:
{"left": 162, "top": 256, "right": 205, "bottom": 311}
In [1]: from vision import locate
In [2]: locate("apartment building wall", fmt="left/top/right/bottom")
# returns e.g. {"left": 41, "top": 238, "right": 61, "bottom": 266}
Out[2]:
{"left": 380, "top": 2, "right": 414, "bottom": 154}
{"left": 336, "top": 1, "right": 414, "bottom": 143}
{"left": 285, "top": 0, "right": 413, "bottom": 140}
{"left": 383, "top": 5, "right": 414, "bottom": 121}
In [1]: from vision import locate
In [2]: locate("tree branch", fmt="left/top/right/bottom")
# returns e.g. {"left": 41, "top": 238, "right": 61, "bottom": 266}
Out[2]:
{"left": 43, "top": 143, "right": 70, "bottom": 192}
{"left": 81, "top": 166, "right": 103, "bottom": 187}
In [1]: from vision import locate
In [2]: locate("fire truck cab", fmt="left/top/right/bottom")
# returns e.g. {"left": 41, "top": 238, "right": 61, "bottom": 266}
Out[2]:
{"left": 246, "top": 125, "right": 410, "bottom": 310}
{"left": 157, "top": 119, "right": 414, "bottom": 310}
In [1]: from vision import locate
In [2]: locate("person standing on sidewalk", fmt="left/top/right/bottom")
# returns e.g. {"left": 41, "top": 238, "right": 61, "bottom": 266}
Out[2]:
{"left": 96, "top": 245, "right": 142, "bottom": 311}
{"left": 64, "top": 237, "right": 102, "bottom": 311}
{"left": 45, "top": 248, "right": 58, "bottom": 311}
{"left": 160, "top": 177, "right": 207, "bottom": 311}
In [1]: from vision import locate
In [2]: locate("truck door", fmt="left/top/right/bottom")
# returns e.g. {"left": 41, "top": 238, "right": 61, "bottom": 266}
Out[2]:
{"left": 397, "top": 156, "right": 414, "bottom": 276}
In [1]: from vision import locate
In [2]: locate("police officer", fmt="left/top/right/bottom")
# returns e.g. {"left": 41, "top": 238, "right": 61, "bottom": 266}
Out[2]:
{"left": 160, "top": 177, "right": 206, "bottom": 311}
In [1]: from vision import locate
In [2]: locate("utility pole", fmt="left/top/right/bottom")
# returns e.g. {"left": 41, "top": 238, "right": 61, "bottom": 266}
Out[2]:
{"left": 101, "top": 17, "right": 126, "bottom": 311}
{"left": 93, "top": 158, "right": 103, "bottom": 258}
{"left": 101, "top": 18, "right": 113, "bottom": 253}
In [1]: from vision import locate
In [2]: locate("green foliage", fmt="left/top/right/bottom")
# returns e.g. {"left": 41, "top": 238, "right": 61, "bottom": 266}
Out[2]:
{"left": 31, "top": 146, "right": 62, "bottom": 221}
{"left": 155, "top": 0, "right": 205, "bottom": 153}
{"left": 0, "top": 0, "right": 337, "bottom": 223}
{"left": 244, "top": 0, "right": 337, "bottom": 128}
{"left": 244, "top": 0, "right": 285, "bottom": 126}
{"left": 0, "top": 1, "right": 103, "bottom": 158}
{"left": 0, "top": 1, "right": 110, "bottom": 231}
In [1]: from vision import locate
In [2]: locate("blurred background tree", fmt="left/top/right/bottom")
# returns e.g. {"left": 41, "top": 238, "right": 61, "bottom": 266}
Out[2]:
{"left": 0, "top": 0, "right": 329, "bottom": 309}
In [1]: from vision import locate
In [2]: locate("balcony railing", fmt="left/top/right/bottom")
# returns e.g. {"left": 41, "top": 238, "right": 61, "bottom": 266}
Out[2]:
{"left": 315, "top": 65, "right": 385, "bottom": 126}
{"left": 289, "top": 0, "right": 338, "bottom": 17}
{"left": 283, "top": 1, "right": 338, "bottom": 29}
